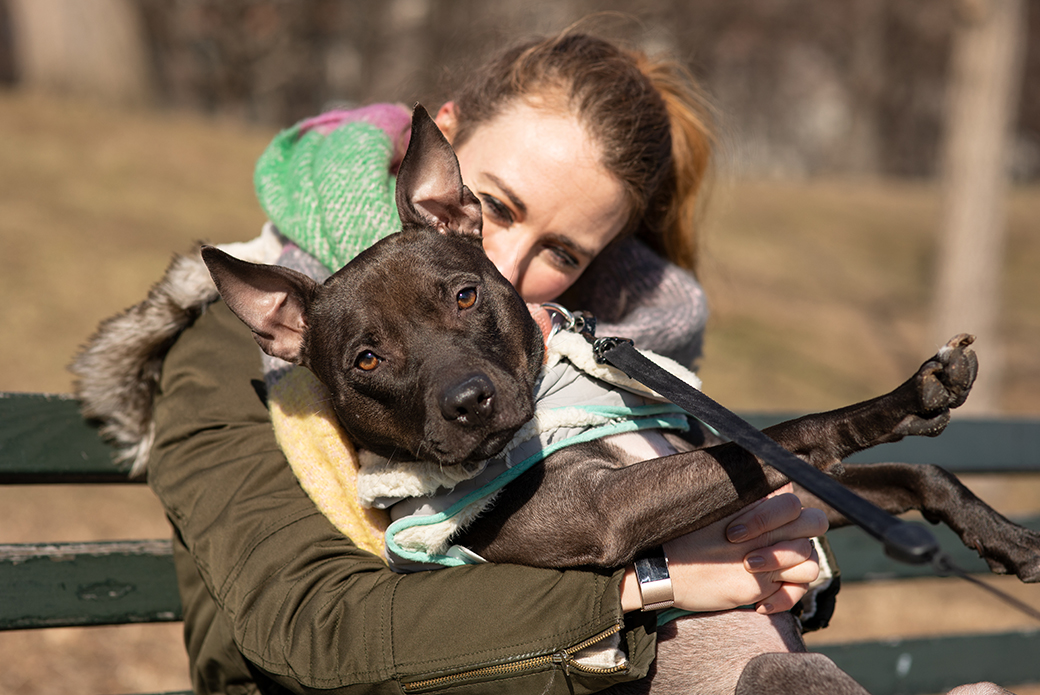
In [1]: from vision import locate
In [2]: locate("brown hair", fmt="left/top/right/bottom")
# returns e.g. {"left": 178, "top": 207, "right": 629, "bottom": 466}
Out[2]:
{"left": 449, "top": 32, "right": 715, "bottom": 272}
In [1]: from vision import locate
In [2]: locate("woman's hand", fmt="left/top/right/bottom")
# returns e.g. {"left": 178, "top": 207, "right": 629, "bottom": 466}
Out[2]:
{"left": 621, "top": 486, "right": 828, "bottom": 615}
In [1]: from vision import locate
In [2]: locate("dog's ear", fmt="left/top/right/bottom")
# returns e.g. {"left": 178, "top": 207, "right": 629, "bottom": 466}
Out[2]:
{"left": 395, "top": 104, "right": 483, "bottom": 240}
{"left": 201, "top": 246, "right": 317, "bottom": 365}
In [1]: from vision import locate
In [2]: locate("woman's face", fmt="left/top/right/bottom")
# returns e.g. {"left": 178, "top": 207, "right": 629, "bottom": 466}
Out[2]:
{"left": 436, "top": 101, "right": 630, "bottom": 305}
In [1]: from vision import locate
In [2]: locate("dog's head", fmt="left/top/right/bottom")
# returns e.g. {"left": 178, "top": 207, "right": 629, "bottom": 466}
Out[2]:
{"left": 203, "top": 106, "right": 544, "bottom": 466}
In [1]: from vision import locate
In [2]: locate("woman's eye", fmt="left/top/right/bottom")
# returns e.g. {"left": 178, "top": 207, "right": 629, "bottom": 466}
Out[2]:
{"left": 457, "top": 287, "right": 478, "bottom": 310}
{"left": 547, "top": 246, "right": 580, "bottom": 269}
{"left": 480, "top": 195, "right": 514, "bottom": 225}
{"left": 355, "top": 351, "right": 381, "bottom": 371}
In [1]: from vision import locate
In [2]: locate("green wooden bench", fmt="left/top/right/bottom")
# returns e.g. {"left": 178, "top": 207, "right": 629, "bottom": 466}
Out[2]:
{"left": 2, "top": 392, "right": 1038, "bottom": 694}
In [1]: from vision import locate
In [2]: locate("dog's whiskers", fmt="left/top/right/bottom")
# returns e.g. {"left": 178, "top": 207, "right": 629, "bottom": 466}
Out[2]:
{"left": 415, "top": 437, "right": 432, "bottom": 463}
{"left": 301, "top": 391, "right": 335, "bottom": 417}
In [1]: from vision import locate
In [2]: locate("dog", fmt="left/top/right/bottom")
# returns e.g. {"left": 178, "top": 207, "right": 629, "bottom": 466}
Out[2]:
{"left": 201, "top": 106, "right": 1038, "bottom": 695}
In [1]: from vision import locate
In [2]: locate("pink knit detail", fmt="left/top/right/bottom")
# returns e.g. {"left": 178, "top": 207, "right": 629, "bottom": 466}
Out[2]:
{"left": 298, "top": 103, "right": 412, "bottom": 140}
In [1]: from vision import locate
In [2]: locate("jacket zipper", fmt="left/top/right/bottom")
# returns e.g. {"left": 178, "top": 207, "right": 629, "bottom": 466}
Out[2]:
{"left": 401, "top": 622, "right": 626, "bottom": 692}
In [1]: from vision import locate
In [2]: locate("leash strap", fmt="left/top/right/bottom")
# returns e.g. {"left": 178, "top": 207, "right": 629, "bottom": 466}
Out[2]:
{"left": 933, "top": 554, "right": 1040, "bottom": 623}
{"left": 592, "top": 337, "right": 941, "bottom": 565}
{"left": 590, "top": 336, "right": 1040, "bottom": 624}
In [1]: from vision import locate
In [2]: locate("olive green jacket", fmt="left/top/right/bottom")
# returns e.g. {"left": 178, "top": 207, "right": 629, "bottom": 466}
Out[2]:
{"left": 148, "top": 300, "right": 658, "bottom": 694}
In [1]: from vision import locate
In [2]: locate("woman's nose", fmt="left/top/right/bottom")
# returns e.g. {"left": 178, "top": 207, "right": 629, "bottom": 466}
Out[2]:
{"left": 484, "top": 232, "right": 531, "bottom": 288}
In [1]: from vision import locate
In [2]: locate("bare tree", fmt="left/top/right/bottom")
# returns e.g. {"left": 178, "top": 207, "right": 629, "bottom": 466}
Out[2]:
{"left": 932, "top": 0, "right": 1026, "bottom": 413}
{"left": 7, "top": 0, "right": 151, "bottom": 104}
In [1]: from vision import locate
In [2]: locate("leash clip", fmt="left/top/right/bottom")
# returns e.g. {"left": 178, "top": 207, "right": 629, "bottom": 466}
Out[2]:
{"left": 592, "top": 336, "right": 634, "bottom": 364}
{"left": 542, "top": 302, "right": 597, "bottom": 341}
{"left": 542, "top": 302, "right": 634, "bottom": 364}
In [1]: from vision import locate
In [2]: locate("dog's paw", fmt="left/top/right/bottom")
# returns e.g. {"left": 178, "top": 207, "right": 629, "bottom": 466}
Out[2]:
{"left": 978, "top": 525, "right": 1040, "bottom": 583}
{"left": 893, "top": 334, "right": 977, "bottom": 438}
{"left": 922, "top": 334, "right": 977, "bottom": 410}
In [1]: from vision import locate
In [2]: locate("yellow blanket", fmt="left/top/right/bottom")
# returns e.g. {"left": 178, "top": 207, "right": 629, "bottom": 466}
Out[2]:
{"left": 267, "top": 367, "right": 389, "bottom": 559}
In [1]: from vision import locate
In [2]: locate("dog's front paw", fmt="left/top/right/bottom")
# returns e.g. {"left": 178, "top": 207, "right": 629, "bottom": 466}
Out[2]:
{"left": 894, "top": 334, "right": 977, "bottom": 438}
{"left": 975, "top": 524, "right": 1040, "bottom": 583}
{"left": 921, "top": 334, "right": 977, "bottom": 411}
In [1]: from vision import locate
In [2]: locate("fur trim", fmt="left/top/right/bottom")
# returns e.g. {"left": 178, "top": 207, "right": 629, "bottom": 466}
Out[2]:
{"left": 392, "top": 490, "right": 501, "bottom": 558}
{"left": 71, "top": 226, "right": 283, "bottom": 477}
{"left": 356, "top": 450, "right": 489, "bottom": 506}
{"left": 545, "top": 330, "right": 702, "bottom": 397}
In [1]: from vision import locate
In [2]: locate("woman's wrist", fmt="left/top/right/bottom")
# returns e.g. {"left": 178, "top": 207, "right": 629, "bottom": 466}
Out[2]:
{"left": 620, "top": 551, "right": 675, "bottom": 613}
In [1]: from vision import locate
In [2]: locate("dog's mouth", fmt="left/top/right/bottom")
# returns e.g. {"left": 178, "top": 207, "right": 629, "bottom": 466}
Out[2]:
{"left": 417, "top": 418, "right": 527, "bottom": 468}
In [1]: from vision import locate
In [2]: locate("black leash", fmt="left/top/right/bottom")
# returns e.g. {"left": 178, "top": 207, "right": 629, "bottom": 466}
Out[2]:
{"left": 590, "top": 337, "right": 1040, "bottom": 623}
{"left": 592, "top": 337, "right": 1040, "bottom": 623}
{"left": 592, "top": 337, "right": 940, "bottom": 564}
{"left": 933, "top": 555, "right": 1040, "bottom": 623}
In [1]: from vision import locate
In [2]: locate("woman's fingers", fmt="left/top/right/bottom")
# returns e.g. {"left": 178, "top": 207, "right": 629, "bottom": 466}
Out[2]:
{"left": 725, "top": 489, "right": 801, "bottom": 542}
{"left": 660, "top": 488, "right": 829, "bottom": 613}
{"left": 743, "top": 506, "right": 829, "bottom": 554}
{"left": 754, "top": 582, "right": 812, "bottom": 614}
{"left": 743, "top": 538, "right": 815, "bottom": 574}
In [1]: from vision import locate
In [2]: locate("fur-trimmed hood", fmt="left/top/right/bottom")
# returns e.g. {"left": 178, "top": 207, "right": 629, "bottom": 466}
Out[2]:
{"left": 70, "top": 226, "right": 283, "bottom": 476}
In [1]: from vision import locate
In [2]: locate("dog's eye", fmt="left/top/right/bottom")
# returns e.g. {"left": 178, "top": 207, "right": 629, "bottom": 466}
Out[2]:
{"left": 457, "top": 287, "right": 477, "bottom": 310}
{"left": 355, "top": 351, "right": 381, "bottom": 371}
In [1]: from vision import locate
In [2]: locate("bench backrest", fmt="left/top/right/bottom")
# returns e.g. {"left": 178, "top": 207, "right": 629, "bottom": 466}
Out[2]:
{"left": 1, "top": 392, "right": 1038, "bottom": 694}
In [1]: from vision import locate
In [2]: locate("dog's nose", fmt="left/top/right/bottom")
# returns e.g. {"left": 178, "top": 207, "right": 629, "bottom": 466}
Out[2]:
{"left": 440, "top": 374, "right": 496, "bottom": 425}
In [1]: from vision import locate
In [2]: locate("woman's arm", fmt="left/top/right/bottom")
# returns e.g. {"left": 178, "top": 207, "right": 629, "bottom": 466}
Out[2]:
{"left": 149, "top": 300, "right": 658, "bottom": 693}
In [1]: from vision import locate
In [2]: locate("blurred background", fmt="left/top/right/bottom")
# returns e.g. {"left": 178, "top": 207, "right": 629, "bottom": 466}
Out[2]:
{"left": 0, "top": 1, "right": 1037, "bottom": 693}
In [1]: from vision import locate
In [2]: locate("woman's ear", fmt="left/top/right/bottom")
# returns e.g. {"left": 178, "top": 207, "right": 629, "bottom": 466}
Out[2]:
{"left": 434, "top": 102, "right": 458, "bottom": 143}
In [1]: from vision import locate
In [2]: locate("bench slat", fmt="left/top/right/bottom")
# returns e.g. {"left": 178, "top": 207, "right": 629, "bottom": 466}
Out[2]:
{"left": 4, "top": 393, "right": 1038, "bottom": 479}
{"left": 845, "top": 417, "right": 1040, "bottom": 472}
{"left": 0, "top": 393, "right": 134, "bottom": 483}
{"left": 0, "top": 540, "right": 182, "bottom": 629}
{"left": 742, "top": 413, "right": 1040, "bottom": 473}
{"left": 815, "top": 629, "right": 1040, "bottom": 694}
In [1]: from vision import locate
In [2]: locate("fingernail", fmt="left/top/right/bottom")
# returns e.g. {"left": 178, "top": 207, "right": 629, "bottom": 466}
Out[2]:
{"left": 727, "top": 524, "right": 748, "bottom": 542}
{"left": 746, "top": 555, "right": 765, "bottom": 570}
{"left": 758, "top": 603, "right": 774, "bottom": 614}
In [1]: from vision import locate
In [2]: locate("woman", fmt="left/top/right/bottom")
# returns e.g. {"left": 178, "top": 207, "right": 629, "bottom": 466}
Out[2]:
{"left": 147, "top": 32, "right": 826, "bottom": 694}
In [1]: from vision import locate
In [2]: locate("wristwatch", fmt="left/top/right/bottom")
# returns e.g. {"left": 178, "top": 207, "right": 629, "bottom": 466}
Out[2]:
{"left": 634, "top": 548, "right": 674, "bottom": 611}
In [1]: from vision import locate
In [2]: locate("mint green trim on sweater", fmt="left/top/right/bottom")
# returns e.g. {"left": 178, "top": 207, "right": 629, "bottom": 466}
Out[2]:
{"left": 384, "top": 409, "right": 689, "bottom": 568}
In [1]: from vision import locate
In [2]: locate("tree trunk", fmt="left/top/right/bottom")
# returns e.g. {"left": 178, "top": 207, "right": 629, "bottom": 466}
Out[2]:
{"left": 932, "top": 0, "right": 1026, "bottom": 414}
{"left": 8, "top": 0, "right": 151, "bottom": 104}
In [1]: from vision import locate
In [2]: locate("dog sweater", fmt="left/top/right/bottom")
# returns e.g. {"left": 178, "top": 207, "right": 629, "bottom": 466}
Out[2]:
{"left": 355, "top": 329, "right": 702, "bottom": 572}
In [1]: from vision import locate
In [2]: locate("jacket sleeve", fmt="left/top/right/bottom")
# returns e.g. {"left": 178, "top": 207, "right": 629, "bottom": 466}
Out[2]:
{"left": 148, "top": 299, "right": 658, "bottom": 694}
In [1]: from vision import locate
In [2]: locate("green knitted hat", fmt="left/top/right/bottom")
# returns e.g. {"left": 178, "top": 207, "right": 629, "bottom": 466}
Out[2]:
{"left": 253, "top": 106, "right": 412, "bottom": 272}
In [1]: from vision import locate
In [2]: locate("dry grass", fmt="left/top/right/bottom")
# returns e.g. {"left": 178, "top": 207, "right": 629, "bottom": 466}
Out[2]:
{"left": 698, "top": 178, "right": 1040, "bottom": 414}
{"left": 0, "top": 88, "right": 1038, "bottom": 694}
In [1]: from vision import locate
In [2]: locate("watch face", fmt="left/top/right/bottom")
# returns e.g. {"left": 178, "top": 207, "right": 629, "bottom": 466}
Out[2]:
{"left": 635, "top": 554, "right": 674, "bottom": 610}
{"left": 635, "top": 555, "right": 669, "bottom": 583}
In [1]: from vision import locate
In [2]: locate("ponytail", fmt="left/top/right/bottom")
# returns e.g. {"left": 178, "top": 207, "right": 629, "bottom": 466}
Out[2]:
{"left": 633, "top": 54, "right": 716, "bottom": 272}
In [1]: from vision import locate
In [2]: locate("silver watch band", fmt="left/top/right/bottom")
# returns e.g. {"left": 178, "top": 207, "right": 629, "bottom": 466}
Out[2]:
{"left": 634, "top": 550, "right": 674, "bottom": 611}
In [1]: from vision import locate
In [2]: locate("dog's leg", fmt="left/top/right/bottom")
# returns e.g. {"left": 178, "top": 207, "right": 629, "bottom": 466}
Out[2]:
{"left": 795, "top": 462, "right": 1040, "bottom": 582}
{"left": 946, "top": 684, "right": 1016, "bottom": 695}
{"left": 734, "top": 652, "right": 871, "bottom": 695}
{"left": 462, "top": 336, "right": 979, "bottom": 568}
{"left": 757, "top": 334, "right": 977, "bottom": 470}
{"left": 602, "top": 611, "right": 806, "bottom": 695}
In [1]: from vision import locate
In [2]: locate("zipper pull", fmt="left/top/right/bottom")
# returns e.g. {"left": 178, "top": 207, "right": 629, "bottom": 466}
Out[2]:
{"left": 551, "top": 650, "right": 571, "bottom": 677}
